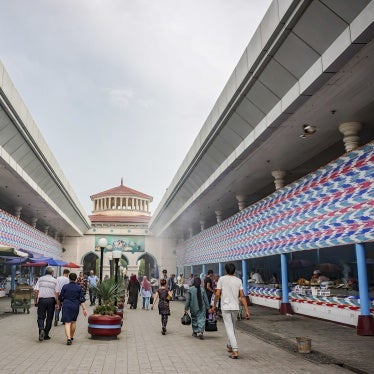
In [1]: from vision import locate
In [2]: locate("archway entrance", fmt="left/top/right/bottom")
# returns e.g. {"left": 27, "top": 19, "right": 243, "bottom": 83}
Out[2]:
{"left": 82, "top": 252, "right": 99, "bottom": 275}
{"left": 137, "top": 253, "right": 158, "bottom": 279}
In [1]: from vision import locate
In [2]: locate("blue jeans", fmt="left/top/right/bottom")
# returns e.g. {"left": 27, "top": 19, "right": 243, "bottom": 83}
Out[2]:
{"left": 142, "top": 297, "right": 150, "bottom": 309}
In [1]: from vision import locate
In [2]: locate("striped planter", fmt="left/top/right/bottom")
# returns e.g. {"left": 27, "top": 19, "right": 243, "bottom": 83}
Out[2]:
{"left": 88, "top": 314, "right": 122, "bottom": 337}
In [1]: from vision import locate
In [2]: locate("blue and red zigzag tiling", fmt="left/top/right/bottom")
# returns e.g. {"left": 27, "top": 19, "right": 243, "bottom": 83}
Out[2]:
{"left": 178, "top": 143, "right": 374, "bottom": 266}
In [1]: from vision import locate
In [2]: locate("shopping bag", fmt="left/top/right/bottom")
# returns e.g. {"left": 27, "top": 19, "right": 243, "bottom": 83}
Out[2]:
{"left": 205, "top": 313, "right": 217, "bottom": 332}
{"left": 181, "top": 312, "right": 192, "bottom": 325}
{"left": 150, "top": 294, "right": 154, "bottom": 304}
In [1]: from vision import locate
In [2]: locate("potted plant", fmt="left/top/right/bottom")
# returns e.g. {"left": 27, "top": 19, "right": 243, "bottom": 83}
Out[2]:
{"left": 88, "top": 278, "right": 123, "bottom": 338}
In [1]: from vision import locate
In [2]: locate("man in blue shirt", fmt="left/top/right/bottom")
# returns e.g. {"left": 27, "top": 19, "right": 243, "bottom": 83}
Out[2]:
{"left": 87, "top": 270, "right": 98, "bottom": 306}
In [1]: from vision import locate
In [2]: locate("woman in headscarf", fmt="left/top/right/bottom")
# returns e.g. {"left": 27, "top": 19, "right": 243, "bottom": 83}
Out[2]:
{"left": 127, "top": 274, "right": 140, "bottom": 309}
{"left": 141, "top": 276, "right": 152, "bottom": 310}
{"left": 184, "top": 277, "right": 211, "bottom": 339}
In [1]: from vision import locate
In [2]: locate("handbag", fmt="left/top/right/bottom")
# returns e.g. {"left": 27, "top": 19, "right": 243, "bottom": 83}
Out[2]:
{"left": 205, "top": 313, "right": 217, "bottom": 332}
{"left": 166, "top": 291, "right": 172, "bottom": 301}
{"left": 181, "top": 312, "right": 192, "bottom": 325}
{"left": 150, "top": 294, "right": 154, "bottom": 304}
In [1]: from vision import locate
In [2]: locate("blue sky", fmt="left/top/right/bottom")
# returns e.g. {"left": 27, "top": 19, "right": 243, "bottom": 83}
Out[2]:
{"left": 0, "top": 0, "right": 272, "bottom": 214}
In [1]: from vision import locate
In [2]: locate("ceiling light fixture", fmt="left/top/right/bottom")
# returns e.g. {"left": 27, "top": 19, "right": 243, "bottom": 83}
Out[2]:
{"left": 300, "top": 124, "right": 317, "bottom": 138}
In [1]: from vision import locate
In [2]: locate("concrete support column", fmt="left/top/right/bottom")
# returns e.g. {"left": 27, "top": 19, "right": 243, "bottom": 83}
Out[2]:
{"left": 14, "top": 206, "right": 22, "bottom": 219}
{"left": 242, "top": 260, "right": 248, "bottom": 296}
{"left": 30, "top": 217, "right": 38, "bottom": 228}
{"left": 190, "top": 266, "right": 194, "bottom": 276}
{"left": 355, "top": 243, "right": 374, "bottom": 335}
{"left": 215, "top": 210, "right": 222, "bottom": 223}
{"left": 202, "top": 264, "right": 206, "bottom": 277}
{"left": 280, "top": 253, "right": 293, "bottom": 315}
{"left": 271, "top": 170, "right": 286, "bottom": 190}
{"left": 236, "top": 194, "right": 247, "bottom": 211}
{"left": 338, "top": 122, "right": 362, "bottom": 152}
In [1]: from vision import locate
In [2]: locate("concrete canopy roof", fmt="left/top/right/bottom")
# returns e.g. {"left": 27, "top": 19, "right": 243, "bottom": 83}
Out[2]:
{"left": 0, "top": 61, "right": 91, "bottom": 237}
{"left": 150, "top": 0, "right": 374, "bottom": 238}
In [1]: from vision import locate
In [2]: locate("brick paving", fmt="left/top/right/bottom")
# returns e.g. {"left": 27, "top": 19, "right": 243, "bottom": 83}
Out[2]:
{"left": 0, "top": 296, "right": 368, "bottom": 374}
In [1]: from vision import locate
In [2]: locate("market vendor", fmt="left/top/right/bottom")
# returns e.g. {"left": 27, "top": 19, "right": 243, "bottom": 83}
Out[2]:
{"left": 311, "top": 270, "right": 330, "bottom": 284}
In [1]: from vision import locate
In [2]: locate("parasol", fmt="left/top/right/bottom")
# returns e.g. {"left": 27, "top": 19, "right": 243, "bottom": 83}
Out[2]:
{"left": 22, "top": 261, "right": 48, "bottom": 267}
{"left": 65, "top": 262, "right": 81, "bottom": 268}
{"left": 46, "top": 259, "right": 68, "bottom": 267}
{"left": 0, "top": 246, "right": 29, "bottom": 258}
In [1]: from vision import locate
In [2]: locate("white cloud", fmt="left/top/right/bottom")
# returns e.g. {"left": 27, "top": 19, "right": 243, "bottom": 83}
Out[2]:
{"left": 108, "top": 88, "right": 135, "bottom": 107}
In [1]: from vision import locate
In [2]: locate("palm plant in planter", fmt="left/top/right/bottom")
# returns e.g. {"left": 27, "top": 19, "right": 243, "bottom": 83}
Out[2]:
{"left": 88, "top": 278, "right": 123, "bottom": 338}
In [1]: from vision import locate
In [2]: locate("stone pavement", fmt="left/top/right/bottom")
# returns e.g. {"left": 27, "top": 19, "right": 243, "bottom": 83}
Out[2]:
{"left": 0, "top": 296, "right": 368, "bottom": 374}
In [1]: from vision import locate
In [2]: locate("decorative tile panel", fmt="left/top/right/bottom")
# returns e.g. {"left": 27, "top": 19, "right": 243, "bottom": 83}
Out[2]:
{"left": 178, "top": 143, "right": 374, "bottom": 265}
{"left": 0, "top": 209, "right": 61, "bottom": 258}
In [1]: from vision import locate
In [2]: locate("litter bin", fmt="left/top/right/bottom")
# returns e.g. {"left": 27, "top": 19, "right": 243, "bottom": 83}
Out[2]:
{"left": 296, "top": 337, "right": 312, "bottom": 353}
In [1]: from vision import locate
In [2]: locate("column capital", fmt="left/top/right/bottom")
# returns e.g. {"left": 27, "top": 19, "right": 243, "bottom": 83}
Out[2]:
{"left": 271, "top": 170, "right": 286, "bottom": 190}
{"left": 236, "top": 194, "right": 247, "bottom": 211}
{"left": 339, "top": 122, "right": 362, "bottom": 152}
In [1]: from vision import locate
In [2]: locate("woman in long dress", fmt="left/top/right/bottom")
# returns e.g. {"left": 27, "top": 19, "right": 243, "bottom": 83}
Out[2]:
{"left": 58, "top": 273, "right": 87, "bottom": 345}
{"left": 127, "top": 274, "right": 140, "bottom": 309}
{"left": 185, "top": 276, "right": 211, "bottom": 339}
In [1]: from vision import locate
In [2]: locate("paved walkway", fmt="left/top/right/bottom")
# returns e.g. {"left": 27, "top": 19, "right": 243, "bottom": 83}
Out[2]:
{"left": 0, "top": 296, "right": 371, "bottom": 373}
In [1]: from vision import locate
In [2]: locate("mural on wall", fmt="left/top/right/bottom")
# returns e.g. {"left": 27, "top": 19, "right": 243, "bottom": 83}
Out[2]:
{"left": 95, "top": 236, "right": 145, "bottom": 253}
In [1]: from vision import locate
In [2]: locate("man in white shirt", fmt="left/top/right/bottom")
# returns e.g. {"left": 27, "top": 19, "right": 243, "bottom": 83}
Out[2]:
{"left": 249, "top": 270, "right": 264, "bottom": 284}
{"left": 54, "top": 269, "right": 70, "bottom": 326}
{"left": 212, "top": 263, "right": 249, "bottom": 359}
{"left": 34, "top": 266, "right": 59, "bottom": 341}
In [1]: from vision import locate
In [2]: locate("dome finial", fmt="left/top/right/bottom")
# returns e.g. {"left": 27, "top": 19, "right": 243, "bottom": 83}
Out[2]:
{"left": 120, "top": 177, "right": 123, "bottom": 186}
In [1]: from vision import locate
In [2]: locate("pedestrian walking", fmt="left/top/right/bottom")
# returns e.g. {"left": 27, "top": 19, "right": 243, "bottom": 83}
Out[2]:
{"left": 140, "top": 275, "right": 152, "bottom": 310}
{"left": 184, "top": 277, "right": 212, "bottom": 339}
{"left": 87, "top": 270, "right": 98, "bottom": 306}
{"left": 151, "top": 278, "right": 171, "bottom": 335}
{"left": 77, "top": 271, "right": 88, "bottom": 294}
{"left": 33, "top": 266, "right": 58, "bottom": 341}
{"left": 58, "top": 272, "right": 87, "bottom": 345}
{"left": 204, "top": 269, "right": 214, "bottom": 305}
{"left": 212, "top": 262, "right": 250, "bottom": 359}
{"left": 54, "top": 268, "right": 70, "bottom": 326}
{"left": 127, "top": 274, "right": 140, "bottom": 309}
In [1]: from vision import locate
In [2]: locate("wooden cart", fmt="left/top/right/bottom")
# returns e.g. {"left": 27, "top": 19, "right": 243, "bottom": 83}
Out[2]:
{"left": 11, "top": 285, "right": 33, "bottom": 314}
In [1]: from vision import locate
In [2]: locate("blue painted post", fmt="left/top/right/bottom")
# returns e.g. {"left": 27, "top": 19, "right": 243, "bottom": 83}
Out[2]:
{"left": 218, "top": 262, "right": 223, "bottom": 277}
{"left": 29, "top": 267, "right": 33, "bottom": 286}
{"left": 202, "top": 264, "right": 206, "bottom": 277}
{"left": 242, "top": 260, "right": 248, "bottom": 295}
{"left": 355, "top": 243, "right": 374, "bottom": 335}
{"left": 280, "top": 253, "right": 293, "bottom": 315}
{"left": 10, "top": 265, "right": 16, "bottom": 291}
